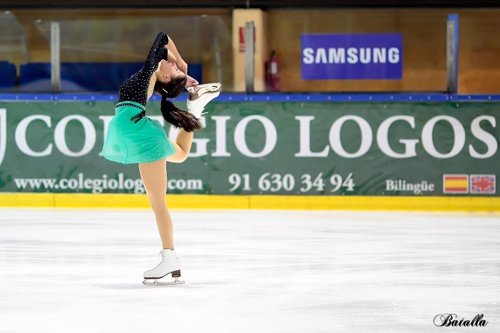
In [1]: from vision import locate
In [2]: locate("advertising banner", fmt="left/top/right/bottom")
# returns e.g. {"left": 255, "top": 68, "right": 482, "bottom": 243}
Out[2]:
{"left": 0, "top": 100, "right": 497, "bottom": 196}
{"left": 301, "top": 33, "right": 403, "bottom": 80}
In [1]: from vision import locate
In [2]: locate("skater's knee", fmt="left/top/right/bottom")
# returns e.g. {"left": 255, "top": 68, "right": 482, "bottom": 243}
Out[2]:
{"left": 175, "top": 150, "right": 189, "bottom": 163}
{"left": 166, "top": 149, "right": 188, "bottom": 163}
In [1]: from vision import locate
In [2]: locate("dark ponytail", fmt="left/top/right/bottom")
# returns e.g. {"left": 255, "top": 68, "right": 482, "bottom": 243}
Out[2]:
{"left": 154, "top": 75, "right": 202, "bottom": 132}
{"left": 160, "top": 96, "right": 202, "bottom": 132}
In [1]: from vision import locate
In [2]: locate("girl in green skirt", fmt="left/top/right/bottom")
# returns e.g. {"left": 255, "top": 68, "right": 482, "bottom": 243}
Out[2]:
{"left": 101, "top": 32, "right": 221, "bottom": 284}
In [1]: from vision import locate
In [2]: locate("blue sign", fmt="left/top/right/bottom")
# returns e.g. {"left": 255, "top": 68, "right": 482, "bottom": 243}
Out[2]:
{"left": 301, "top": 33, "right": 403, "bottom": 80}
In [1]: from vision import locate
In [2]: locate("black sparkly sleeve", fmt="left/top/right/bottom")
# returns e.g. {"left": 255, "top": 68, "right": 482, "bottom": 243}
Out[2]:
{"left": 144, "top": 32, "right": 169, "bottom": 73}
{"left": 117, "top": 32, "right": 169, "bottom": 106}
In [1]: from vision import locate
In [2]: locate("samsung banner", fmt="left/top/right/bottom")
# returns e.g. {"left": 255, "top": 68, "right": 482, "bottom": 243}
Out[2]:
{"left": 301, "top": 33, "right": 403, "bottom": 80}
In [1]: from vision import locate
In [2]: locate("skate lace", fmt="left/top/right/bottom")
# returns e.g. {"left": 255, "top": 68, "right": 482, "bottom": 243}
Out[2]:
{"left": 155, "top": 250, "right": 177, "bottom": 260}
{"left": 150, "top": 251, "right": 164, "bottom": 269}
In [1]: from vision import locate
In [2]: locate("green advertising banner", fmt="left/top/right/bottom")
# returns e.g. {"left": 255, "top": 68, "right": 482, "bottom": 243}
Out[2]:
{"left": 0, "top": 101, "right": 498, "bottom": 196}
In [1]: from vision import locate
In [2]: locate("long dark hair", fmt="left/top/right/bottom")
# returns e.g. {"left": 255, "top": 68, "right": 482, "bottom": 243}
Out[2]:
{"left": 154, "top": 76, "right": 202, "bottom": 132}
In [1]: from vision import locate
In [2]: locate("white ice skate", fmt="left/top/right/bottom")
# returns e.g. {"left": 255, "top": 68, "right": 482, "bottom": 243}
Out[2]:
{"left": 186, "top": 82, "right": 222, "bottom": 95}
{"left": 143, "top": 249, "right": 185, "bottom": 286}
{"left": 186, "top": 82, "right": 222, "bottom": 119}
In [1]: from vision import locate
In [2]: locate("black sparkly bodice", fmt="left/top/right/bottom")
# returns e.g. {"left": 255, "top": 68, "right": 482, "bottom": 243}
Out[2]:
{"left": 117, "top": 32, "right": 169, "bottom": 107}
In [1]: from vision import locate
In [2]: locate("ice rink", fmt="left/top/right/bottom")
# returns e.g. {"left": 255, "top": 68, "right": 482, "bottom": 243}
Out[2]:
{"left": 0, "top": 208, "right": 499, "bottom": 333}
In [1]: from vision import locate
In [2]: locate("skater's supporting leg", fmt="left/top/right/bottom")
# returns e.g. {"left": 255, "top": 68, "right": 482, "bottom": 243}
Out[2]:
{"left": 139, "top": 159, "right": 174, "bottom": 249}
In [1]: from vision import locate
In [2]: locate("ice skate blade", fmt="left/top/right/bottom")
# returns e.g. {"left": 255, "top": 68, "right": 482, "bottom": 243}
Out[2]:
{"left": 187, "top": 82, "right": 221, "bottom": 94}
{"left": 187, "top": 82, "right": 222, "bottom": 99}
{"left": 143, "top": 278, "right": 185, "bottom": 286}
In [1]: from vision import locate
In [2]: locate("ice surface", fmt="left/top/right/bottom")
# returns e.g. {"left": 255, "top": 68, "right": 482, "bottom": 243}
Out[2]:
{"left": 0, "top": 208, "right": 499, "bottom": 333}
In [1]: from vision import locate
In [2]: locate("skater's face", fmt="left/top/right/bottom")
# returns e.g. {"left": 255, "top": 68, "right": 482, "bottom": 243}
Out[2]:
{"left": 158, "top": 60, "right": 186, "bottom": 84}
{"left": 155, "top": 60, "right": 188, "bottom": 98}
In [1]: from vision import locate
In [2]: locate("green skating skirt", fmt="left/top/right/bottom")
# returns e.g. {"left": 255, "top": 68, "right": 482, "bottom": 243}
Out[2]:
{"left": 101, "top": 101, "right": 175, "bottom": 164}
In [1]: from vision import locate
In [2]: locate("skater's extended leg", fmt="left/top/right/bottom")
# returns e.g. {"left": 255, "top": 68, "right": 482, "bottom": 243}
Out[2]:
{"left": 166, "top": 129, "right": 193, "bottom": 163}
{"left": 166, "top": 86, "right": 220, "bottom": 163}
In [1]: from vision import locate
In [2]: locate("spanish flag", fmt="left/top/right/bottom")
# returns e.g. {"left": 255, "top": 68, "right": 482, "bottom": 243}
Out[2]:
{"left": 443, "top": 174, "right": 469, "bottom": 194}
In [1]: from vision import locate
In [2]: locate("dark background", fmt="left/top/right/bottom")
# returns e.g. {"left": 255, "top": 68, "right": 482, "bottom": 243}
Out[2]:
{"left": 0, "top": 0, "right": 499, "bottom": 8}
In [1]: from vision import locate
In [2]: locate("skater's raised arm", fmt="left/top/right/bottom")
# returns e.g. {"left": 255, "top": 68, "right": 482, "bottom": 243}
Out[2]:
{"left": 164, "top": 35, "right": 187, "bottom": 74}
{"left": 117, "top": 32, "right": 170, "bottom": 106}
{"left": 142, "top": 32, "right": 169, "bottom": 74}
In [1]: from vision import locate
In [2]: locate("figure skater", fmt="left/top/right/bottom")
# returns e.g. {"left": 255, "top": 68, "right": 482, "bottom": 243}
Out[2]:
{"left": 101, "top": 32, "right": 221, "bottom": 284}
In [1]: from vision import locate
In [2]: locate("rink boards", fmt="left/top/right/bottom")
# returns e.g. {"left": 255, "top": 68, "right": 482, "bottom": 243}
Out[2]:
{"left": 0, "top": 193, "right": 499, "bottom": 211}
{"left": 0, "top": 93, "right": 498, "bottom": 210}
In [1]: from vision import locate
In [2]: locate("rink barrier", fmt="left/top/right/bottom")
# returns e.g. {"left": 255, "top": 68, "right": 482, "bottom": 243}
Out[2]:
{"left": 1, "top": 93, "right": 498, "bottom": 199}
{"left": 0, "top": 193, "right": 499, "bottom": 211}
{"left": 1, "top": 92, "right": 500, "bottom": 102}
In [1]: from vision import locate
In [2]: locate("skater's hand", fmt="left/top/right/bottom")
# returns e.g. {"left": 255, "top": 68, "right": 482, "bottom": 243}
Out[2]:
{"left": 176, "top": 58, "right": 188, "bottom": 75}
{"left": 185, "top": 75, "right": 199, "bottom": 90}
